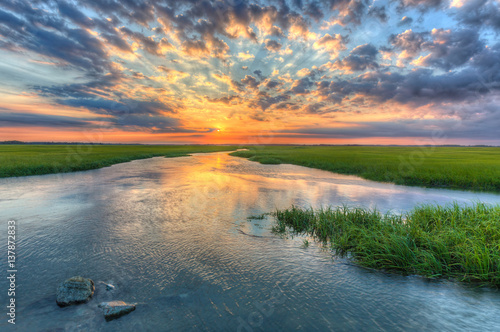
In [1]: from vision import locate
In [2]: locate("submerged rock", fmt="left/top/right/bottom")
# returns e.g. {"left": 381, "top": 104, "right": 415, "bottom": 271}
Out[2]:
{"left": 56, "top": 276, "right": 95, "bottom": 307}
{"left": 97, "top": 280, "right": 115, "bottom": 291}
{"left": 98, "top": 301, "right": 136, "bottom": 321}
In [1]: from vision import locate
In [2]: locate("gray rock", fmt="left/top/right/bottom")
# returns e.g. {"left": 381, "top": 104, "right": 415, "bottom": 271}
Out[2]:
{"left": 98, "top": 301, "right": 136, "bottom": 321}
{"left": 56, "top": 276, "right": 95, "bottom": 307}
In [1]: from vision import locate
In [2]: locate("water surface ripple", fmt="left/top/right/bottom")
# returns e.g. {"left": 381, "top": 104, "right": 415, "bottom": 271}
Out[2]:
{"left": 1, "top": 152, "right": 499, "bottom": 331}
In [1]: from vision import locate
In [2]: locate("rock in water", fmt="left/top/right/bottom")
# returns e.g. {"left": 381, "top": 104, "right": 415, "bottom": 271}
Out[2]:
{"left": 56, "top": 276, "right": 95, "bottom": 307}
{"left": 98, "top": 301, "right": 136, "bottom": 321}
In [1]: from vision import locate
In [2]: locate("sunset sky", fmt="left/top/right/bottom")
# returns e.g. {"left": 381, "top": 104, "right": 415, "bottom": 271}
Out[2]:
{"left": 0, "top": 0, "right": 499, "bottom": 144}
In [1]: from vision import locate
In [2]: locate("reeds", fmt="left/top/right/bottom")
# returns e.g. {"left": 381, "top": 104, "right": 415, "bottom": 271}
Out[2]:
{"left": 273, "top": 202, "right": 500, "bottom": 286}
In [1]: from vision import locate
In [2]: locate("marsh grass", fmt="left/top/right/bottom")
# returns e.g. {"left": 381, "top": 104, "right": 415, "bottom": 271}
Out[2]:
{"left": 0, "top": 145, "right": 238, "bottom": 178}
{"left": 247, "top": 212, "right": 273, "bottom": 220}
{"left": 231, "top": 146, "right": 500, "bottom": 192}
{"left": 273, "top": 203, "right": 500, "bottom": 286}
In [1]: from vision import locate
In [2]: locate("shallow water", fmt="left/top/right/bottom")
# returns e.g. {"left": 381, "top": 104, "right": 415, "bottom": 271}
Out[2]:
{"left": 1, "top": 152, "right": 500, "bottom": 331}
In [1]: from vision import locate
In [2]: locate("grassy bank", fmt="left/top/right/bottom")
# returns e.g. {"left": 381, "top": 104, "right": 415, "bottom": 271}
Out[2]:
{"left": 230, "top": 146, "right": 500, "bottom": 192}
{"left": 0, "top": 145, "right": 238, "bottom": 178}
{"left": 273, "top": 203, "right": 500, "bottom": 286}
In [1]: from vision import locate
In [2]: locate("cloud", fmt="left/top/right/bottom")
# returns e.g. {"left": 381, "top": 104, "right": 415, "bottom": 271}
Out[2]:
{"left": 251, "top": 92, "right": 290, "bottom": 110}
{"left": 332, "top": 44, "right": 379, "bottom": 72}
{"left": 156, "top": 66, "right": 190, "bottom": 82}
{"left": 237, "top": 52, "right": 255, "bottom": 61}
{"left": 181, "top": 39, "right": 210, "bottom": 58}
{"left": 290, "top": 77, "right": 313, "bottom": 95}
{"left": 0, "top": 7, "right": 110, "bottom": 73}
{"left": 313, "top": 33, "right": 348, "bottom": 59}
{"left": 453, "top": 0, "right": 500, "bottom": 31}
{"left": 398, "top": 0, "right": 445, "bottom": 9}
{"left": 264, "top": 79, "right": 282, "bottom": 89}
{"left": 412, "top": 28, "right": 484, "bottom": 70}
{"left": 277, "top": 111, "right": 500, "bottom": 139}
{"left": 323, "top": 0, "right": 368, "bottom": 26}
{"left": 264, "top": 39, "right": 282, "bottom": 52}
{"left": 0, "top": 111, "right": 101, "bottom": 128}
{"left": 241, "top": 75, "right": 260, "bottom": 90}
{"left": 390, "top": 29, "right": 427, "bottom": 60}
{"left": 368, "top": 6, "right": 388, "bottom": 22}
{"left": 0, "top": 0, "right": 499, "bottom": 143}
{"left": 57, "top": 98, "right": 176, "bottom": 115}
{"left": 304, "top": 1, "right": 324, "bottom": 22}
{"left": 391, "top": 28, "right": 484, "bottom": 70}
{"left": 302, "top": 102, "right": 327, "bottom": 114}
{"left": 205, "top": 95, "right": 241, "bottom": 104}
{"left": 398, "top": 16, "right": 414, "bottom": 26}
{"left": 120, "top": 27, "right": 172, "bottom": 56}
{"left": 212, "top": 73, "right": 243, "bottom": 92}
{"left": 312, "top": 45, "right": 500, "bottom": 106}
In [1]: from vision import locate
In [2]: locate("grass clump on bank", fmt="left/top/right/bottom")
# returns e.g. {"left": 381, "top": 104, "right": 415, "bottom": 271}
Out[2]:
{"left": 230, "top": 146, "right": 500, "bottom": 192}
{"left": 273, "top": 203, "right": 500, "bottom": 286}
{"left": 0, "top": 145, "right": 238, "bottom": 178}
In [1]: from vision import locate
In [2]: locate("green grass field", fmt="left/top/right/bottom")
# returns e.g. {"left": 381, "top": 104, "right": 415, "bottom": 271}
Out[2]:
{"left": 0, "top": 145, "right": 237, "bottom": 178}
{"left": 272, "top": 203, "right": 500, "bottom": 286}
{"left": 230, "top": 146, "right": 500, "bottom": 192}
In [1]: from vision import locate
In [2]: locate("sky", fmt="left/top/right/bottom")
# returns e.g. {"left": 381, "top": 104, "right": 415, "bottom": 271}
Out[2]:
{"left": 0, "top": 0, "right": 499, "bottom": 145}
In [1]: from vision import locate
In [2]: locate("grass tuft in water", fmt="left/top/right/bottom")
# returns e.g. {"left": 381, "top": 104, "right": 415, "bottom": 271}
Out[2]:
{"left": 272, "top": 202, "right": 500, "bottom": 286}
{"left": 247, "top": 212, "right": 272, "bottom": 220}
